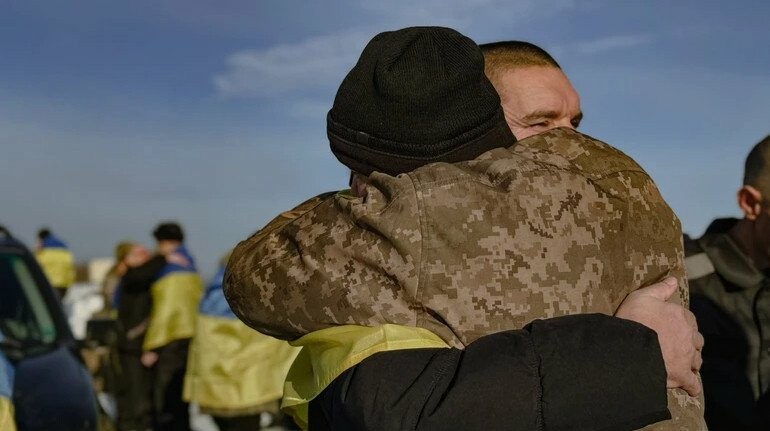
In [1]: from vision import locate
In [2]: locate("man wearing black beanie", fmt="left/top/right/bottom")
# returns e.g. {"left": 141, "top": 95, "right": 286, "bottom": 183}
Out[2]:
{"left": 225, "top": 27, "right": 704, "bottom": 430}
{"left": 327, "top": 26, "right": 515, "bottom": 177}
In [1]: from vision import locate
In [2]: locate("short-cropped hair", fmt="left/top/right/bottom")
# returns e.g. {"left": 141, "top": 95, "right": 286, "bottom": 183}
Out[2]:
{"left": 480, "top": 41, "right": 560, "bottom": 86}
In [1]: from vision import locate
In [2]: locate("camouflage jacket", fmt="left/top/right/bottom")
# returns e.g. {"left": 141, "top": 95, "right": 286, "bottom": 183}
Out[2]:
{"left": 224, "top": 128, "right": 705, "bottom": 429}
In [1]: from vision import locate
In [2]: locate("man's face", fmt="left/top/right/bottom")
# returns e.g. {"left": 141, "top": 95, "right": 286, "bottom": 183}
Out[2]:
{"left": 156, "top": 240, "right": 179, "bottom": 256}
{"left": 494, "top": 65, "right": 582, "bottom": 140}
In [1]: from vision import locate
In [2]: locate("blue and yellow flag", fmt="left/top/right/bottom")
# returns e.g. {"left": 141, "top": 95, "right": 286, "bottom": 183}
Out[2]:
{"left": 183, "top": 264, "right": 300, "bottom": 412}
{"left": 0, "top": 332, "right": 17, "bottom": 431}
{"left": 281, "top": 325, "right": 448, "bottom": 429}
{"left": 35, "top": 235, "right": 75, "bottom": 289}
{"left": 143, "top": 246, "right": 203, "bottom": 351}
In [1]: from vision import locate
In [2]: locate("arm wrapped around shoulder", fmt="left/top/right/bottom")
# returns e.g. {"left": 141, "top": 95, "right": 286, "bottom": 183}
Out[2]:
{"left": 311, "top": 313, "right": 670, "bottom": 431}
{"left": 528, "top": 314, "right": 670, "bottom": 431}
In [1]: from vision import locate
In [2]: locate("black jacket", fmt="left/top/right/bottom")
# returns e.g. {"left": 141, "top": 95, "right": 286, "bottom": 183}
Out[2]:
{"left": 117, "top": 255, "right": 165, "bottom": 352}
{"left": 686, "top": 219, "right": 770, "bottom": 430}
{"left": 309, "top": 314, "right": 669, "bottom": 431}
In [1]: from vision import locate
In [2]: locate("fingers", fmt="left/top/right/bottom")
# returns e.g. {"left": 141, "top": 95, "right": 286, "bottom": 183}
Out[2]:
{"left": 680, "top": 371, "right": 702, "bottom": 397}
{"left": 692, "top": 351, "right": 703, "bottom": 372}
{"left": 692, "top": 331, "right": 704, "bottom": 373}
{"left": 684, "top": 309, "right": 698, "bottom": 329}
{"left": 638, "top": 277, "right": 678, "bottom": 301}
{"left": 694, "top": 331, "right": 704, "bottom": 351}
{"left": 677, "top": 331, "right": 704, "bottom": 397}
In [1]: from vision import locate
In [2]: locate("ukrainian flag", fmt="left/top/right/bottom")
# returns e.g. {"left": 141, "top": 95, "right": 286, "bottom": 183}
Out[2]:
{"left": 0, "top": 332, "right": 17, "bottom": 431}
{"left": 35, "top": 235, "right": 75, "bottom": 289}
{"left": 183, "top": 264, "right": 300, "bottom": 412}
{"left": 143, "top": 246, "right": 203, "bottom": 351}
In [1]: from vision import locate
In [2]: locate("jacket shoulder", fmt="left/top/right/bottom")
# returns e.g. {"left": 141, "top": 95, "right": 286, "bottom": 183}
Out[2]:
{"left": 683, "top": 234, "right": 716, "bottom": 281}
{"left": 512, "top": 128, "right": 647, "bottom": 180}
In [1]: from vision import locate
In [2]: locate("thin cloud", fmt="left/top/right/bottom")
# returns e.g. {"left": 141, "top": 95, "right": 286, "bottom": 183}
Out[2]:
{"left": 575, "top": 34, "right": 654, "bottom": 55}
{"left": 213, "top": 31, "right": 368, "bottom": 98}
{"left": 213, "top": 0, "right": 581, "bottom": 98}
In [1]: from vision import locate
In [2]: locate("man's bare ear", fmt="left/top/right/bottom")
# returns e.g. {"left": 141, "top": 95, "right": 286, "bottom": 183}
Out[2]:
{"left": 737, "top": 185, "right": 763, "bottom": 220}
{"left": 350, "top": 172, "right": 369, "bottom": 199}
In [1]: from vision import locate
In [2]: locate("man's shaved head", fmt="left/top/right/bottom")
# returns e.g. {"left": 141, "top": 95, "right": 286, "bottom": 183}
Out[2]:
{"left": 732, "top": 134, "right": 770, "bottom": 271}
{"left": 744, "top": 135, "right": 770, "bottom": 196}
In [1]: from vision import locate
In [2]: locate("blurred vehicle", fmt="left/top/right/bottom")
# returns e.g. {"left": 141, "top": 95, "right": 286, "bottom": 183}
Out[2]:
{"left": 0, "top": 226, "right": 108, "bottom": 430}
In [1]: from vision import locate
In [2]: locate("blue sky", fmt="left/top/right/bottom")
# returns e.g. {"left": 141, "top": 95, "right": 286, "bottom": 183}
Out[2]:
{"left": 1, "top": 0, "right": 769, "bottom": 276}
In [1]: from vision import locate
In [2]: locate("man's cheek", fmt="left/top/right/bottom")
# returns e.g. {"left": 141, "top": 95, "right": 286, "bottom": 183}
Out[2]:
{"left": 758, "top": 218, "right": 770, "bottom": 258}
{"left": 511, "top": 126, "right": 538, "bottom": 140}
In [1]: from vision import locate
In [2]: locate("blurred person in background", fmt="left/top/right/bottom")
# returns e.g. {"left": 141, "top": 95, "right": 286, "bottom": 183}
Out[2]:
{"left": 101, "top": 241, "right": 135, "bottom": 315}
{"left": 35, "top": 228, "right": 75, "bottom": 300}
{"left": 82, "top": 241, "right": 138, "bottom": 421}
{"left": 115, "top": 242, "right": 159, "bottom": 431}
{"left": 141, "top": 222, "right": 202, "bottom": 431}
{"left": 0, "top": 330, "right": 17, "bottom": 431}
{"left": 115, "top": 238, "right": 194, "bottom": 431}
{"left": 184, "top": 252, "right": 300, "bottom": 431}
{"left": 686, "top": 135, "right": 770, "bottom": 430}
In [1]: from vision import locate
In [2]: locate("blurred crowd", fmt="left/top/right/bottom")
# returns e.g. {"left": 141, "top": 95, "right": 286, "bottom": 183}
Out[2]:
{"left": 35, "top": 223, "right": 299, "bottom": 431}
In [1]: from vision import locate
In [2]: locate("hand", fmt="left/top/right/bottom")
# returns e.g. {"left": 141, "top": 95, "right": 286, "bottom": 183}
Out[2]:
{"left": 141, "top": 351, "right": 159, "bottom": 368}
{"left": 615, "top": 277, "right": 704, "bottom": 397}
{"left": 166, "top": 252, "right": 190, "bottom": 268}
{"left": 350, "top": 172, "right": 369, "bottom": 199}
{"left": 115, "top": 262, "right": 128, "bottom": 276}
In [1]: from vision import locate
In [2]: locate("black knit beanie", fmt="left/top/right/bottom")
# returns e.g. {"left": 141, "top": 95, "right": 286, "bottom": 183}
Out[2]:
{"left": 328, "top": 26, "right": 515, "bottom": 177}
{"left": 152, "top": 222, "right": 184, "bottom": 242}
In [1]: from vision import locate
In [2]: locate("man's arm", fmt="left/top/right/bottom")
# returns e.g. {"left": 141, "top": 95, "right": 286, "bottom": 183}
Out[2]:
{"left": 121, "top": 255, "right": 166, "bottom": 291}
{"left": 310, "top": 279, "right": 704, "bottom": 431}
{"left": 224, "top": 187, "right": 422, "bottom": 341}
{"left": 311, "top": 313, "right": 669, "bottom": 431}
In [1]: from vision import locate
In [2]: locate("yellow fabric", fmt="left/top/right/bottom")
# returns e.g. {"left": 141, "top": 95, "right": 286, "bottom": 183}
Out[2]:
{"left": 0, "top": 397, "right": 15, "bottom": 431}
{"left": 143, "top": 272, "right": 202, "bottom": 351}
{"left": 282, "top": 324, "right": 449, "bottom": 429}
{"left": 183, "top": 314, "right": 300, "bottom": 411}
{"left": 35, "top": 248, "right": 75, "bottom": 289}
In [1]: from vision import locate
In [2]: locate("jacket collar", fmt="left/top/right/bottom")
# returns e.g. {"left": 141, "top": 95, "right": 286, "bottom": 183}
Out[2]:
{"left": 700, "top": 218, "right": 765, "bottom": 290}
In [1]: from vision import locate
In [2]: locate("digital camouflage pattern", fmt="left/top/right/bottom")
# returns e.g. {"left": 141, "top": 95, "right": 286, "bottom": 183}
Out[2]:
{"left": 224, "top": 127, "right": 705, "bottom": 429}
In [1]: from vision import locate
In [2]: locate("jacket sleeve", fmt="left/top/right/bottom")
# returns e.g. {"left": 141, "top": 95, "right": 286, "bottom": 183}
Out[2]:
{"left": 224, "top": 181, "right": 425, "bottom": 342}
{"left": 310, "top": 314, "right": 670, "bottom": 431}
{"left": 223, "top": 192, "right": 341, "bottom": 339}
{"left": 121, "top": 255, "right": 166, "bottom": 291}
